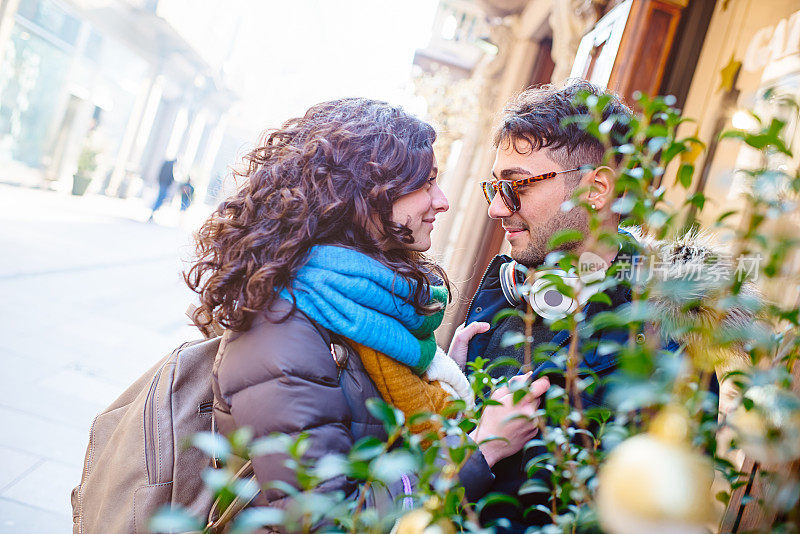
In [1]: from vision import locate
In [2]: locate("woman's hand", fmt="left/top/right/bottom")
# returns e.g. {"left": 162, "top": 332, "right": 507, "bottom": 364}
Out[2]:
{"left": 447, "top": 321, "right": 490, "bottom": 370}
{"left": 469, "top": 373, "right": 550, "bottom": 467}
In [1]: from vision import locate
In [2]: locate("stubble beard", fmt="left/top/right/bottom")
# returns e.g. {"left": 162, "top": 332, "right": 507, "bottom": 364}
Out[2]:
{"left": 510, "top": 206, "right": 590, "bottom": 268}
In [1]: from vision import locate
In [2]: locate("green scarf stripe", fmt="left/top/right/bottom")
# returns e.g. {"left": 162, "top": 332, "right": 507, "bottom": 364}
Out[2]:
{"left": 413, "top": 336, "right": 438, "bottom": 374}
{"left": 411, "top": 285, "right": 449, "bottom": 338}
{"left": 408, "top": 285, "right": 448, "bottom": 373}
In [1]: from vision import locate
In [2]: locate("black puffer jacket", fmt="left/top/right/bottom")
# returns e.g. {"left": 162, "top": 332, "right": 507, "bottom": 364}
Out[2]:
{"left": 211, "top": 299, "right": 494, "bottom": 516}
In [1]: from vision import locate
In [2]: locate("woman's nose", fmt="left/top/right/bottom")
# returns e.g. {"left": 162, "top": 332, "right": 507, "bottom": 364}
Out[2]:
{"left": 432, "top": 184, "right": 449, "bottom": 213}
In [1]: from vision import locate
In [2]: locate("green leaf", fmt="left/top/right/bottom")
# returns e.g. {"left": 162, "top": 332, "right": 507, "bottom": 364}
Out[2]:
{"left": 149, "top": 507, "right": 203, "bottom": 533}
{"left": 682, "top": 135, "right": 706, "bottom": 149}
{"left": 548, "top": 229, "right": 584, "bottom": 250}
{"left": 486, "top": 356, "right": 523, "bottom": 373}
{"left": 370, "top": 450, "right": 417, "bottom": 484}
{"left": 232, "top": 476, "right": 260, "bottom": 501}
{"left": 611, "top": 195, "right": 636, "bottom": 215}
{"left": 686, "top": 192, "right": 706, "bottom": 210}
{"left": 365, "top": 398, "right": 404, "bottom": 429}
{"left": 349, "top": 436, "right": 386, "bottom": 462}
{"left": 408, "top": 411, "right": 436, "bottom": 426}
{"left": 249, "top": 434, "right": 291, "bottom": 457}
{"left": 525, "top": 453, "right": 554, "bottom": 476}
{"left": 539, "top": 272, "right": 576, "bottom": 298}
{"left": 192, "top": 431, "right": 231, "bottom": 462}
{"left": 518, "top": 479, "right": 549, "bottom": 495}
{"left": 501, "top": 330, "right": 526, "bottom": 348}
{"left": 476, "top": 492, "right": 520, "bottom": 515}
{"left": 288, "top": 433, "right": 310, "bottom": 459}
{"left": 645, "top": 123, "right": 668, "bottom": 138}
{"left": 647, "top": 136, "right": 667, "bottom": 154}
{"left": 661, "top": 142, "right": 688, "bottom": 164}
{"left": 311, "top": 454, "right": 348, "bottom": 480}
{"left": 715, "top": 210, "right": 738, "bottom": 224}
{"left": 618, "top": 143, "right": 635, "bottom": 155}
{"left": 492, "top": 308, "right": 524, "bottom": 324}
{"left": 443, "top": 399, "right": 466, "bottom": 414}
{"left": 201, "top": 467, "right": 233, "bottom": 492}
{"left": 677, "top": 163, "right": 694, "bottom": 189}
{"left": 229, "top": 507, "right": 285, "bottom": 534}
{"left": 512, "top": 388, "right": 528, "bottom": 405}
{"left": 229, "top": 427, "right": 254, "bottom": 453}
{"left": 647, "top": 209, "right": 669, "bottom": 229}
{"left": 449, "top": 446, "right": 466, "bottom": 465}
{"left": 264, "top": 479, "right": 299, "bottom": 497}
{"left": 587, "top": 292, "right": 612, "bottom": 306}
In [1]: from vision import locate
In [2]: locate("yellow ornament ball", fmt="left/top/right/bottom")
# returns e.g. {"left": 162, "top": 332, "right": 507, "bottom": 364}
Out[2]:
{"left": 393, "top": 509, "right": 456, "bottom": 534}
{"left": 597, "top": 410, "right": 716, "bottom": 534}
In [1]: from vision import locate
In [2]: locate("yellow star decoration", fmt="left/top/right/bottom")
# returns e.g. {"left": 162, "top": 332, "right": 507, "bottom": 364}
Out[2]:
{"left": 718, "top": 55, "right": 742, "bottom": 93}
{"left": 680, "top": 128, "right": 703, "bottom": 166}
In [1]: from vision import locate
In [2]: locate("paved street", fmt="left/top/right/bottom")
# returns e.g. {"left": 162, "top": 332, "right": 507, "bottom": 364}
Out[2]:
{"left": 0, "top": 184, "right": 211, "bottom": 532}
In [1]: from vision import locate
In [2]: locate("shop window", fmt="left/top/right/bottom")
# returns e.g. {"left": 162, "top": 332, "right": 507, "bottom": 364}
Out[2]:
{"left": 0, "top": 25, "right": 69, "bottom": 167}
{"left": 16, "top": 0, "right": 80, "bottom": 47}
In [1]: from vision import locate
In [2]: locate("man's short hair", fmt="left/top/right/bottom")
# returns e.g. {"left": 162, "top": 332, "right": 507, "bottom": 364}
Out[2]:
{"left": 493, "top": 79, "right": 633, "bottom": 175}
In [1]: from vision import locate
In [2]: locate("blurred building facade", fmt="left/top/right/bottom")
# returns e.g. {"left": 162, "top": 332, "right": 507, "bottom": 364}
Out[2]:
{"left": 421, "top": 0, "right": 800, "bottom": 343}
{"left": 0, "top": 0, "right": 237, "bottom": 202}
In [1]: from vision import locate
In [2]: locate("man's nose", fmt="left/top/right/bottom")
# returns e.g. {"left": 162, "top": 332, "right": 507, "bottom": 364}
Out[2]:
{"left": 487, "top": 192, "right": 512, "bottom": 219}
{"left": 432, "top": 183, "right": 449, "bottom": 213}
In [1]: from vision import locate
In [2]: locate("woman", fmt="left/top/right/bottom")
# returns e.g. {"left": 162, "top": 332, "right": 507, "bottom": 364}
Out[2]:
{"left": 185, "top": 98, "right": 546, "bottom": 525}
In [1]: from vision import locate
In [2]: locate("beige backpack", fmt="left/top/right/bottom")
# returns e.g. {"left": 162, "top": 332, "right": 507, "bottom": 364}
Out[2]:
{"left": 71, "top": 311, "right": 252, "bottom": 533}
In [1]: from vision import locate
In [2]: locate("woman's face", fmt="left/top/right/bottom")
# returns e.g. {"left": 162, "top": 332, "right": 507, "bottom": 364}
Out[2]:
{"left": 390, "top": 158, "right": 449, "bottom": 252}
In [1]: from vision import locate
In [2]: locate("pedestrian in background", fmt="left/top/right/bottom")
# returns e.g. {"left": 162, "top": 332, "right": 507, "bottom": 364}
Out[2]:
{"left": 148, "top": 158, "right": 176, "bottom": 222}
{"left": 179, "top": 178, "right": 194, "bottom": 212}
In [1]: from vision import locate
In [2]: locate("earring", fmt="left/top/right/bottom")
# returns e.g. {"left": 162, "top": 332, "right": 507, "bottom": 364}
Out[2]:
{"left": 591, "top": 204, "right": 596, "bottom": 209}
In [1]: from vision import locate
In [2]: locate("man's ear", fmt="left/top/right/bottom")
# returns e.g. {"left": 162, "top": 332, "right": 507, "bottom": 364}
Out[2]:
{"left": 587, "top": 166, "right": 615, "bottom": 210}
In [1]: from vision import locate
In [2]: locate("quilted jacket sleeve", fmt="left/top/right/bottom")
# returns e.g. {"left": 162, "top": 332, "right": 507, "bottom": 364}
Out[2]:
{"left": 215, "top": 310, "right": 357, "bottom": 504}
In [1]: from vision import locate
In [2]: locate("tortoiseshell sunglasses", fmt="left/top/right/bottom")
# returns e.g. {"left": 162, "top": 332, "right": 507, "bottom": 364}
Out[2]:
{"left": 479, "top": 168, "right": 581, "bottom": 213}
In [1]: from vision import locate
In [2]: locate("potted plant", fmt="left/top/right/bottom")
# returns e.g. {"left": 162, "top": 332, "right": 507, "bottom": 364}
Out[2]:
{"left": 72, "top": 144, "right": 99, "bottom": 196}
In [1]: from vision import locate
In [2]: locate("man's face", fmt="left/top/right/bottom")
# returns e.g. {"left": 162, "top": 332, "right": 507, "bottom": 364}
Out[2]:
{"left": 488, "top": 139, "right": 588, "bottom": 267}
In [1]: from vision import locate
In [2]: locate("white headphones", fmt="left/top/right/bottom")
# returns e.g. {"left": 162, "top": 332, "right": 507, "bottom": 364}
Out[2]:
{"left": 499, "top": 260, "right": 606, "bottom": 320}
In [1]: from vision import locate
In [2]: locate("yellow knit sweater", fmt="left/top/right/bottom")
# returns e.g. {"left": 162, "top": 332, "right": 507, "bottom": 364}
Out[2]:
{"left": 349, "top": 340, "right": 454, "bottom": 440}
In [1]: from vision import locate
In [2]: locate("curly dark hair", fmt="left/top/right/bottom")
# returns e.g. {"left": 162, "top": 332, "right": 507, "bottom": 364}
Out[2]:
{"left": 494, "top": 79, "right": 633, "bottom": 187}
{"left": 185, "top": 98, "right": 448, "bottom": 333}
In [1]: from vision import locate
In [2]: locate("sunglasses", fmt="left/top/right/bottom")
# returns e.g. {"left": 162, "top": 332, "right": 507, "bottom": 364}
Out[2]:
{"left": 480, "top": 168, "right": 581, "bottom": 213}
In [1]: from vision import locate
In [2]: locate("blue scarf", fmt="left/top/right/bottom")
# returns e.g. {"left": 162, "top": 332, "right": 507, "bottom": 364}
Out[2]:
{"left": 279, "top": 246, "right": 446, "bottom": 374}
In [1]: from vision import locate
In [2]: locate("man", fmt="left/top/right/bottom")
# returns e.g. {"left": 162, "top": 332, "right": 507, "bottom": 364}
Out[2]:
{"left": 459, "top": 79, "right": 635, "bottom": 530}
{"left": 466, "top": 80, "right": 633, "bottom": 371}
{"left": 148, "top": 158, "right": 177, "bottom": 222}
{"left": 462, "top": 80, "right": 745, "bottom": 530}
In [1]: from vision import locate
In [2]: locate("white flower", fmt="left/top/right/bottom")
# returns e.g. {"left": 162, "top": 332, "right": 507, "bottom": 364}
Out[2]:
{"left": 729, "top": 384, "right": 800, "bottom": 464}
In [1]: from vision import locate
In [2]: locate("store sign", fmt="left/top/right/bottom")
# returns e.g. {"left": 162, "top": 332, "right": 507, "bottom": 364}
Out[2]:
{"left": 743, "top": 9, "right": 800, "bottom": 72}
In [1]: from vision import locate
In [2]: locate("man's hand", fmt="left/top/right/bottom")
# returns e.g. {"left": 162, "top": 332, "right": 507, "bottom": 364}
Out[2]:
{"left": 447, "top": 321, "right": 490, "bottom": 370}
{"left": 470, "top": 373, "right": 550, "bottom": 467}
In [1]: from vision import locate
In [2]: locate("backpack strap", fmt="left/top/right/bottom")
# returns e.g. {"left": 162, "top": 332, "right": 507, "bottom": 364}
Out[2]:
{"left": 186, "top": 304, "right": 224, "bottom": 339}
{"left": 205, "top": 459, "right": 256, "bottom": 532}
